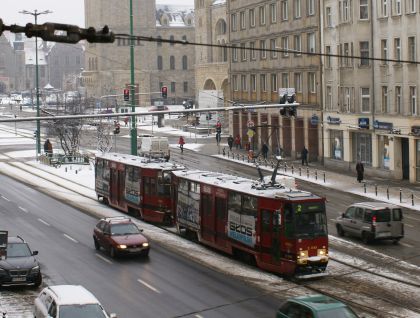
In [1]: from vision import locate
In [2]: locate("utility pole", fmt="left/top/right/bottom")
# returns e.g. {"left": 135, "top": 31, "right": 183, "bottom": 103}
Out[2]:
{"left": 129, "top": 0, "right": 137, "bottom": 155}
{"left": 20, "top": 9, "right": 52, "bottom": 159}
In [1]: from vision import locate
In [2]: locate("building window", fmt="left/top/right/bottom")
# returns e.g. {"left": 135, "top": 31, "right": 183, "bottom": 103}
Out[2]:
{"left": 330, "top": 130, "right": 343, "bottom": 160}
{"left": 281, "top": 73, "right": 289, "bottom": 88}
{"left": 294, "top": 34, "right": 302, "bottom": 56}
{"left": 326, "top": 45, "right": 332, "bottom": 68}
{"left": 232, "top": 45, "right": 238, "bottom": 62}
{"left": 183, "top": 81, "right": 188, "bottom": 93}
{"left": 250, "top": 74, "right": 257, "bottom": 92}
{"left": 294, "top": 73, "right": 302, "bottom": 92}
{"left": 232, "top": 75, "right": 238, "bottom": 91}
{"left": 381, "top": 0, "right": 388, "bottom": 17}
{"left": 260, "top": 40, "right": 267, "bottom": 59}
{"left": 231, "top": 13, "right": 237, "bottom": 31}
{"left": 381, "top": 39, "right": 388, "bottom": 65}
{"left": 409, "top": 0, "right": 416, "bottom": 13}
{"left": 250, "top": 42, "right": 256, "bottom": 60}
{"left": 352, "top": 132, "right": 372, "bottom": 165}
{"left": 326, "top": 6, "right": 332, "bottom": 26}
{"left": 344, "top": 87, "right": 352, "bottom": 112}
{"left": 394, "top": 38, "right": 401, "bottom": 62}
{"left": 307, "top": 33, "right": 315, "bottom": 53}
{"left": 381, "top": 86, "right": 388, "bottom": 113}
{"left": 260, "top": 74, "right": 267, "bottom": 92}
{"left": 308, "top": 72, "right": 316, "bottom": 93}
{"left": 241, "top": 75, "right": 247, "bottom": 91}
{"left": 170, "top": 56, "right": 175, "bottom": 70}
{"left": 270, "top": 3, "right": 277, "bottom": 23}
{"left": 408, "top": 36, "right": 416, "bottom": 62}
{"left": 417, "top": 140, "right": 420, "bottom": 182}
{"left": 281, "top": 36, "right": 289, "bottom": 57}
{"left": 394, "top": 0, "right": 401, "bottom": 15}
{"left": 182, "top": 56, "right": 188, "bottom": 70}
{"left": 294, "top": 0, "right": 302, "bottom": 18}
{"left": 249, "top": 9, "right": 256, "bottom": 27}
{"left": 410, "top": 86, "right": 417, "bottom": 115}
{"left": 361, "top": 87, "right": 370, "bottom": 112}
{"left": 170, "top": 35, "right": 174, "bottom": 46}
{"left": 307, "top": 0, "right": 315, "bottom": 15}
{"left": 326, "top": 85, "right": 332, "bottom": 110}
{"left": 241, "top": 43, "right": 247, "bottom": 61}
{"left": 359, "top": 0, "right": 369, "bottom": 20}
{"left": 341, "top": 0, "right": 350, "bottom": 22}
{"left": 360, "top": 41, "right": 369, "bottom": 66}
{"left": 270, "top": 39, "right": 278, "bottom": 58}
{"left": 157, "top": 36, "right": 162, "bottom": 46}
{"left": 281, "top": 0, "right": 288, "bottom": 20}
{"left": 157, "top": 56, "right": 163, "bottom": 70}
{"left": 395, "top": 86, "right": 401, "bottom": 114}
{"left": 271, "top": 73, "right": 277, "bottom": 92}
{"left": 259, "top": 6, "right": 266, "bottom": 25}
{"left": 171, "top": 82, "right": 176, "bottom": 93}
{"left": 240, "top": 11, "right": 246, "bottom": 29}
{"left": 344, "top": 42, "right": 350, "bottom": 66}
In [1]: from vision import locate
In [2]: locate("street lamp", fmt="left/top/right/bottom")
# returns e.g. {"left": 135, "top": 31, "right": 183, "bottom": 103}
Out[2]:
{"left": 19, "top": 9, "right": 52, "bottom": 159}
{"left": 129, "top": 0, "right": 137, "bottom": 155}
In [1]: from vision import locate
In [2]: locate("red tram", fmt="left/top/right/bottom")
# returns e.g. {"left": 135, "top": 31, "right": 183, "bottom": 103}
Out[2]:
{"left": 172, "top": 169, "right": 329, "bottom": 277}
{"left": 95, "top": 153, "right": 184, "bottom": 224}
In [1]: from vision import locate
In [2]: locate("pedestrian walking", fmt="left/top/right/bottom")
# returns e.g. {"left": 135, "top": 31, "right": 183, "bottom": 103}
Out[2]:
{"left": 178, "top": 136, "right": 185, "bottom": 154}
{"left": 261, "top": 143, "right": 269, "bottom": 160}
{"left": 301, "top": 146, "right": 309, "bottom": 166}
{"left": 124, "top": 116, "right": 129, "bottom": 127}
{"left": 227, "top": 135, "right": 234, "bottom": 151}
{"left": 44, "top": 139, "right": 53, "bottom": 157}
{"left": 356, "top": 161, "right": 364, "bottom": 183}
{"left": 234, "top": 134, "right": 241, "bottom": 149}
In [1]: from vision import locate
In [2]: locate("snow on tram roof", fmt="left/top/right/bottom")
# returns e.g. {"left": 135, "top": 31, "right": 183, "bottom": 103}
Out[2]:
{"left": 96, "top": 152, "right": 184, "bottom": 171}
{"left": 172, "top": 170, "right": 321, "bottom": 200}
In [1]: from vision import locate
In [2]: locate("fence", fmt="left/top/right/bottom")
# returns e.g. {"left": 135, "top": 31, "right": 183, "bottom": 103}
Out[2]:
{"left": 40, "top": 153, "right": 90, "bottom": 167}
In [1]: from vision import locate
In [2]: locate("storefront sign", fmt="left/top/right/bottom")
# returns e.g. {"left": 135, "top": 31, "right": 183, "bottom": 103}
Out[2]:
{"left": 358, "top": 118, "right": 370, "bottom": 129}
{"left": 327, "top": 116, "right": 341, "bottom": 125}
{"left": 373, "top": 120, "right": 393, "bottom": 130}
{"left": 310, "top": 115, "right": 319, "bottom": 125}
{"left": 411, "top": 126, "right": 420, "bottom": 136}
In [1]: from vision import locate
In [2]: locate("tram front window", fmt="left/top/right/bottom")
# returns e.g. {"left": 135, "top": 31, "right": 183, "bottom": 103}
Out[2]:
{"left": 287, "top": 202, "right": 327, "bottom": 238}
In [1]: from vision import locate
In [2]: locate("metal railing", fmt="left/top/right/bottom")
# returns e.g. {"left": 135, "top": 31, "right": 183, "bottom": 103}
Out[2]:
{"left": 40, "top": 153, "right": 90, "bottom": 167}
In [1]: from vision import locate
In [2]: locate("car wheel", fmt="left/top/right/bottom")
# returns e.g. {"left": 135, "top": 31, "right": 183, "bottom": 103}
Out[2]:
{"left": 393, "top": 238, "right": 401, "bottom": 245}
{"left": 110, "top": 247, "right": 117, "bottom": 258}
{"left": 34, "top": 273, "right": 42, "bottom": 288}
{"left": 93, "top": 237, "right": 100, "bottom": 250}
{"left": 336, "top": 225, "right": 345, "bottom": 237}
{"left": 362, "top": 232, "right": 371, "bottom": 244}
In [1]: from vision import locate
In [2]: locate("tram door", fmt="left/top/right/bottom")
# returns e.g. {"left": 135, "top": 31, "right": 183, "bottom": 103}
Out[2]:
{"left": 110, "top": 168, "right": 118, "bottom": 204}
{"left": 215, "top": 196, "right": 227, "bottom": 248}
{"left": 260, "top": 209, "right": 282, "bottom": 264}
{"left": 200, "top": 193, "right": 215, "bottom": 243}
{"left": 118, "top": 170, "right": 125, "bottom": 207}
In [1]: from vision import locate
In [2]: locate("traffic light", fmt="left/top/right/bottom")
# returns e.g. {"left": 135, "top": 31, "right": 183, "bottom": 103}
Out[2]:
{"left": 33, "top": 130, "right": 38, "bottom": 138}
{"left": 123, "top": 89, "right": 129, "bottom": 101}
{"left": 161, "top": 86, "right": 168, "bottom": 99}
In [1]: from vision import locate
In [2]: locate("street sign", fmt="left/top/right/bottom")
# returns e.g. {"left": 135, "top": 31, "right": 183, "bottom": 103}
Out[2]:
{"left": 310, "top": 115, "right": 319, "bottom": 125}
{"left": 247, "top": 129, "right": 255, "bottom": 138}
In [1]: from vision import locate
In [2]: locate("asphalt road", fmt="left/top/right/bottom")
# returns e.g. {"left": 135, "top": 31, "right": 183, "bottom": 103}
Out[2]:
{"left": 0, "top": 174, "right": 281, "bottom": 318}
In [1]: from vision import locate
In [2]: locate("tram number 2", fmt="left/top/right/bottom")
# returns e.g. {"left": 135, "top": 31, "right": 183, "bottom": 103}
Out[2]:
{"left": 229, "top": 222, "right": 253, "bottom": 237}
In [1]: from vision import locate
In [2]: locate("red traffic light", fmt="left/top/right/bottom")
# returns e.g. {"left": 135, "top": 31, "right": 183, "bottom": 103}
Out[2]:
{"left": 123, "top": 89, "right": 129, "bottom": 101}
{"left": 161, "top": 86, "right": 168, "bottom": 99}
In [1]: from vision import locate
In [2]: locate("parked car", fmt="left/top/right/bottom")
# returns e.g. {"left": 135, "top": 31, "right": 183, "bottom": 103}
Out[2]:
{"left": 93, "top": 216, "right": 150, "bottom": 258}
{"left": 276, "top": 294, "right": 359, "bottom": 318}
{"left": 335, "top": 202, "right": 404, "bottom": 244}
{"left": 0, "top": 236, "right": 42, "bottom": 287}
{"left": 33, "top": 285, "right": 116, "bottom": 318}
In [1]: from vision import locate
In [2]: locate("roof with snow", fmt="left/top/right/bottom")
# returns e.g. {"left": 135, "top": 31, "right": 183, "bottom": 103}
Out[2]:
{"left": 213, "top": 0, "right": 226, "bottom": 5}
{"left": 156, "top": 5, "right": 194, "bottom": 27}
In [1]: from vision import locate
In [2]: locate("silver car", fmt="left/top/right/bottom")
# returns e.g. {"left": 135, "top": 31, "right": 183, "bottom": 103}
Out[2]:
{"left": 336, "top": 202, "right": 404, "bottom": 244}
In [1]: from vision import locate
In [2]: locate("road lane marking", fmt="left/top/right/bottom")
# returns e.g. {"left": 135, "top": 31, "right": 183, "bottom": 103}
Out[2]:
{"left": 1, "top": 195, "right": 10, "bottom": 201}
{"left": 137, "top": 279, "right": 161, "bottom": 294}
{"left": 63, "top": 234, "right": 79, "bottom": 243}
{"left": 195, "top": 315, "right": 204, "bottom": 318}
{"left": 405, "top": 216, "right": 420, "bottom": 222}
{"left": 399, "top": 242, "right": 414, "bottom": 248}
{"left": 95, "top": 253, "right": 113, "bottom": 264}
{"left": 404, "top": 223, "right": 414, "bottom": 228}
{"left": 18, "top": 206, "right": 28, "bottom": 213}
{"left": 38, "top": 218, "right": 50, "bottom": 226}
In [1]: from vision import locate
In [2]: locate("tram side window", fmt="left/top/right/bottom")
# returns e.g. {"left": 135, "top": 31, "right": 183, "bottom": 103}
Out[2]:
{"left": 103, "top": 161, "right": 110, "bottom": 181}
{"left": 96, "top": 159, "right": 103, "bottom": 178}
{"left": 157, "top": 172, "right": 171, "bottom": 196}
{"left": 284, "top": 204, "right": 294, "bottom": 238}
{"left": 261, "top": 210, "right": 271, "bottom": 233}
{"left": 144, "top": 177, "right": 156, "bottom": 195}
{"left": 228, "top": 192, "right": 241, "bottom": 213}
{"left": 201, "top": 194, "right": 212, "bottom": 216}
{"left": 242, "top": 195, "right": 257, "bottom": 218}
{"left": 126, "top": 166, "right": 139, "bottom": 183}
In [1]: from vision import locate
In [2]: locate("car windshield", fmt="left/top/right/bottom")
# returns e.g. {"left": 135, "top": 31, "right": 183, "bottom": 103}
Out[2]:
{"left": 59, "top": 304, "right": 107, "bottom": 318}
{"left": 7, "top": 243, "right": 32, "bottom": 257}
{"left": 110, "top": 223, "right": 140, "bottom": 235}
{"left": 318, "top": 307, "right": 359, "bottom": 318}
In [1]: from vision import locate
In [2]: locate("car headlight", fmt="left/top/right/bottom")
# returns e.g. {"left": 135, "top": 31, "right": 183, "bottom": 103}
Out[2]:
{"left": 142, "top": 242, "right": 149, "bottom": 247}
{"left": 117, "top": 244, "right": 127, "bottom": 249}
{"left": 30, "top": 266, "right": 40, "bottom": 274}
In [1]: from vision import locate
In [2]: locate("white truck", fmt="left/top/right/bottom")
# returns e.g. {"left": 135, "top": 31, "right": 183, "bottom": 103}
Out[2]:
{"left": 138, "top": 136, "right": 170, "bottom": 160}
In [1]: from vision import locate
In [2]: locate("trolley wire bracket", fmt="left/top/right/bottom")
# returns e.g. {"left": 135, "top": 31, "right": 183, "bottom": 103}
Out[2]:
{"left": 0, "top": 18, "right": 114, "bottom": 44}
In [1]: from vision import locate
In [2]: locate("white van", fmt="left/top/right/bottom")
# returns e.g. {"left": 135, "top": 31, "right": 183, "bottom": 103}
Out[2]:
{"left": 138, "top": 136, "right": 170, "bottom": 159}
{"left": 33, "top": 285, "right": 116, "bottom": 318}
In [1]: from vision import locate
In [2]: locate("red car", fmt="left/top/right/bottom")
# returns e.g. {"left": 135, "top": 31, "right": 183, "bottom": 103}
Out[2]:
{"left": 93, "top": 216, "right": 150, "bottom": 258}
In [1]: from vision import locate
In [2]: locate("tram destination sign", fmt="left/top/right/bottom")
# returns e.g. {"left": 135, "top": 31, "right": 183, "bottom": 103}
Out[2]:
{"left": 294, "top": 202, "right": 324, "bottom": 213}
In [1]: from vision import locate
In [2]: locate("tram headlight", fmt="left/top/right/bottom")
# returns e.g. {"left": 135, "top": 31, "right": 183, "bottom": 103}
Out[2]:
{"left": 317, "top": 248, "right": 328, "bottom": 261}
{"left": 297, "top": 250, "right": 308, "bottom": 264}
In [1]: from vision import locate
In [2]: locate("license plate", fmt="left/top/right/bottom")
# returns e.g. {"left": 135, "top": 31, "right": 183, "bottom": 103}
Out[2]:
{"left": 376, "top": 232, "right": 391, "bottom": 238}
{"left": 12, "top": 277, "right": 26, "bottom": 282}
{"left": 129, "top": 248, "right": 142, "bottom": 253}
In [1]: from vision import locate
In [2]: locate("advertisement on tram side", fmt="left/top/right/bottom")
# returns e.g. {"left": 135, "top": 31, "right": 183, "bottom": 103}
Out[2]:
{"left": 227, "top": 211, "right": 256, "bottom": 247}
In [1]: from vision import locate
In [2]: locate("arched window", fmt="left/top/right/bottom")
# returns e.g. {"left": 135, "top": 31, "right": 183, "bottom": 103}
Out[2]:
{"left": 170, "top": 35, "right": 175, "bottom": 46}
{"left": 216, "top": 19, "right": 227, "bottom": 35}
{"left": 170, "top": 56, "right": 175, "bottom": 70}
{"left": 157, "top": 56, "right": 163, "bottom": 70}
{"left": 157, "top": 36, "right": 162, "bottom": 46}
{"left": 182, "top": 56, "right": 188, "bottom": 70}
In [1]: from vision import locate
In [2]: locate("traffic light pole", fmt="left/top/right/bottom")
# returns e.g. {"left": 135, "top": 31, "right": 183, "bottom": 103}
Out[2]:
{"left": 129, "top": 0, "right": 137, "bottom": 155}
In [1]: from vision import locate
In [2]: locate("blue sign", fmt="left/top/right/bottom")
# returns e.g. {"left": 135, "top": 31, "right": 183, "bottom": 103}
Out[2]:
{"left": 358, "top": 118, "right": 370, "bottom": 129}
{"left": 327, "top": 116, "right": 341, "bottom": 125}
{"left": 310, "top": 115, "right": 319, "bottom": 125}
{"left": 373, "top": 120, "right": 393, "bottom": 130}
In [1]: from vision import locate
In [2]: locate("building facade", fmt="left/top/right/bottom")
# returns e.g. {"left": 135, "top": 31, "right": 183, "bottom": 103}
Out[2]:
{"left": 322, "top": 0, "right": 420, "bottom": 183}
{"left": 82, "top": 0, "right": 195, "bottom": 107}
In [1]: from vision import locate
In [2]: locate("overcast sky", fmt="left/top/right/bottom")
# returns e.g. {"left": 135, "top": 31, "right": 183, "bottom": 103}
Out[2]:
{"left": 1, "top": 0, "right": 194, "bottom": 26}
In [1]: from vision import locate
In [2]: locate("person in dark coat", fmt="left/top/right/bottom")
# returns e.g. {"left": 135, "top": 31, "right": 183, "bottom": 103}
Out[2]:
{"left": 261, "top": 143, "right": 269, "bottom": 159}
{"left": 227, "top": 135, "right": 234, "bottom": 151}
{"left": 44, "top": 139, "right": 53, "bottom": 157}
{"left": 301, "top": 146, "right": 308, "bottom": 166}
{"left": 234, "top": 134, "right": 241, "bottom": 149}
{"left": 356, "top": 161, "right": 364, "bottom": 183}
